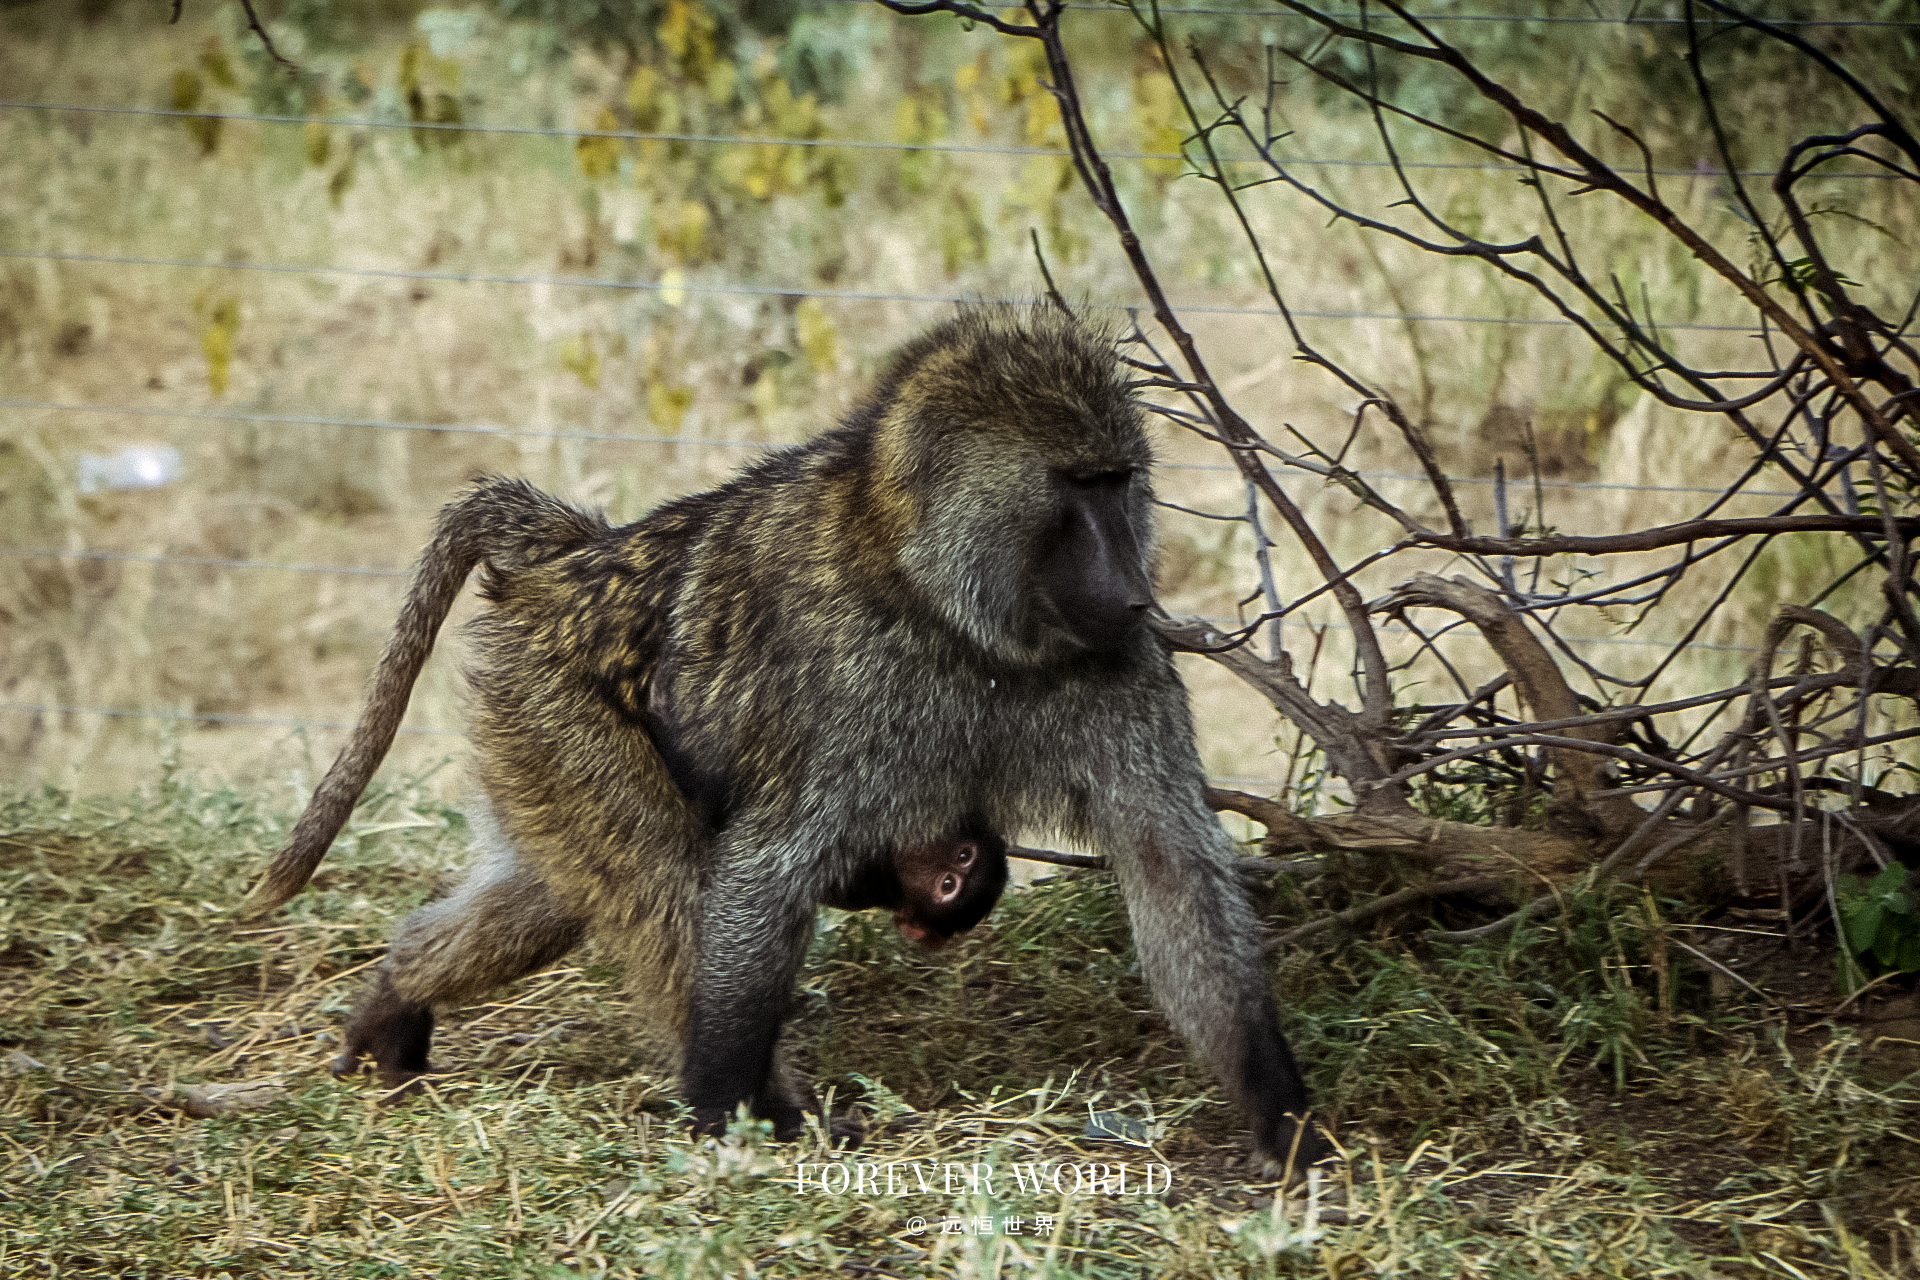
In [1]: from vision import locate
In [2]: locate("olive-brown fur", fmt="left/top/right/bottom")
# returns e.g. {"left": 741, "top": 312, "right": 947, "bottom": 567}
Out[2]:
{"left": 249, "top": 307, "right": 1323, "bottom": 1169}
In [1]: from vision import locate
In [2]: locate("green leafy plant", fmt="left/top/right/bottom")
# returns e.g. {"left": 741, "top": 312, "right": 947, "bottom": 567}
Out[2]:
{"left": 1836, "top": 863, "right": 1920, "bottom": 988}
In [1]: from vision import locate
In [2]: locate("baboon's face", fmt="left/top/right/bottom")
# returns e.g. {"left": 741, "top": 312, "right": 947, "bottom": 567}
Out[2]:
{"left": 1033, "top": 465, "right": 1155, "bottom": 654}
{"left": 903, "top": 439, "right": 1157, "bottom": 663}
{"left": 891, "top": 829, "right": 1010, "bottom": 948}
{"left": 886, "top": 320, "right": 1160, "bottom": 664}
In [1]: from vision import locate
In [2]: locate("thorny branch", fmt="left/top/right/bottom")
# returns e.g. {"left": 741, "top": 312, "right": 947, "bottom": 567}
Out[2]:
{"left": 172, "top": 0, "right": 296, "bottom": 70}
{"left": 881, "top": 0, "right": 1920, "bottom": 937}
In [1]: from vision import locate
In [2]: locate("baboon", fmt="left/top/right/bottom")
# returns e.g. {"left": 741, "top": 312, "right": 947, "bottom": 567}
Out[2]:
{"left": 250, "top": 307, "right": 1326, "bottom": 1172}
{"left": 826, "top": 824, "right": 1010, "bottom": 950}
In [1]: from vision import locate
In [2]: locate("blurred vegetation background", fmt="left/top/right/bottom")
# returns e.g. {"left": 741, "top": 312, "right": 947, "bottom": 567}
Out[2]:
{"left": 1, "top": 0, "right": 1915, "bottom": 805}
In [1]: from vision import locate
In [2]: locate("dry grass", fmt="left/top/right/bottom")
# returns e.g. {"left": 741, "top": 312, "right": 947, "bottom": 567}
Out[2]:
{"left": 5, "top": 776, "right": 1920, "bottom": 1277}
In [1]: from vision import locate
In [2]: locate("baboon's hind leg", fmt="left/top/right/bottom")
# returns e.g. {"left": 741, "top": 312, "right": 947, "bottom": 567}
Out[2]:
{"left": 333, "top": 967, "right": 437, "bottom": 1088}
{"left": 336, "top": 854, "right": 585, "bottom": 1090}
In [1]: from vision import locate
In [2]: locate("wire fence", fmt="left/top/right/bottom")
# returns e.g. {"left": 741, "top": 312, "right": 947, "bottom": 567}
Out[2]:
{"left": 0, "top": 248, "right": 1787, "bottom": 333}
{"left": 817, "top": 0, "right": 1920, "bottom": 26}
{"left": 1, "top": 4, "right": 1872, "bottom": 793}
{"left": 0, "top": 396, "right": 1812, "bottom": 495}
{"left": 3, "top": 101, "right": 1902, "bottom": 180}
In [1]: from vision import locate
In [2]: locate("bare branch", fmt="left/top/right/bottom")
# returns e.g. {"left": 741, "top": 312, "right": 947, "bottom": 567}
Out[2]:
{"left": 875, "top": 0, "right": 1039, "bottom": 37}
{"left": 1380, "top": 574, "right": 1644, "bottom": 834}
{"left": 1414, "top": 513, "right": 1920, "bottom": 558}
{"left": 1272, "top": 876, "right": 1504, "bottom": 947}
{"left": 1009, "top": 843, "right": 1105, "bottom": 870}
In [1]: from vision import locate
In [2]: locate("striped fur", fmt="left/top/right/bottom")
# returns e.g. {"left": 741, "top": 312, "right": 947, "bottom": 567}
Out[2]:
{"left": 247, "top": 306, "right": 1322, "bottom": 1170}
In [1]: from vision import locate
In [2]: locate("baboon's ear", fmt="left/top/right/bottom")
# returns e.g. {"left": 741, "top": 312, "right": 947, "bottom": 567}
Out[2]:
{"left": 1035, "top": 471, "right": 1155, "bottom": 653}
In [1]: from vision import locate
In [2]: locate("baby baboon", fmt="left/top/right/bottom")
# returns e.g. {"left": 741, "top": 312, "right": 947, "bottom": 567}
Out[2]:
{"left": 251, "top": 307, "right": 1326, "bottom": 1173}
{"left": 828, "top": 823, "right": 1009, "bottom": 949}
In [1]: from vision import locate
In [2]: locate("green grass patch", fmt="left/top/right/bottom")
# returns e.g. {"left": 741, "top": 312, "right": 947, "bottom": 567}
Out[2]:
{"left": 3, "top": 777, "right": 1919, "bottom": 1276}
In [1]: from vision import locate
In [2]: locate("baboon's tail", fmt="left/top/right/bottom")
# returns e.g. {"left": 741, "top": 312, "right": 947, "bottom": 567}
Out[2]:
{"left": 244, "top": 477, "right": 605, "bottom": 916}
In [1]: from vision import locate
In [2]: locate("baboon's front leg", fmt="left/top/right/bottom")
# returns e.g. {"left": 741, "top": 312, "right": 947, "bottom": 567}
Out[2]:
{"left": 683, "top": 857, "right": 816, "bottom": 1139}
{"left": 1102, "top": 804, "right": 1330, "bottom": 1178}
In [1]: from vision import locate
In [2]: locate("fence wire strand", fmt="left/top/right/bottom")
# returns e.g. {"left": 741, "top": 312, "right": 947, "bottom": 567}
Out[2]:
{"left": 2, "top": 101, "right": 1898, "bottom": 179}
{"left": 1, "top": 395, "right": 1810, "bottom": 495}
{"left": 0, "top": 248, "right": 1784, "bottom": 334}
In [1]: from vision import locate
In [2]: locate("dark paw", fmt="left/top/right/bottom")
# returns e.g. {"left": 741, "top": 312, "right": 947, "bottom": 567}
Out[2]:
{"left": 827, "top": 1108, "right": 867, "bottom": 1149}
{"left": 690, "top": 1101, "right": 814, "bottom": 1142}
{"left": 335, "top": 971, "right": 435, "bottom": 1091}
{"left": 373, "top": 1067, "right": 433, "bottom": 1099}
{"left": 690, "top": 1105, "right": 736, "bottom": 1139}
{"left": 764, "top": 1103, "right": 808, "bottom": 1143}
{"left": 1259, "top": 1116, "right": 1337, "bottom": 1186}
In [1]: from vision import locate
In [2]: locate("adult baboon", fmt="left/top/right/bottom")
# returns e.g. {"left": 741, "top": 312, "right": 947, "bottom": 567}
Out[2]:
{"left": 250, "top": 307, "right": 1325, "bottom": 1171}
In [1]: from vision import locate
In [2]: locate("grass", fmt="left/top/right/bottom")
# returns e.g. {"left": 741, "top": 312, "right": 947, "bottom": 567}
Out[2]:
{"left": 4, "top": 771, "right": 1919, "bottom": 1277}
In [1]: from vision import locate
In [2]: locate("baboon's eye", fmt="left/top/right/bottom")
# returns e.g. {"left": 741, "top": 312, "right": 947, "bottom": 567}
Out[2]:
{"left": 955, "top": 845, "right": 976, "bottom": 867}
{"left": 1062, "top": 467, "right": 1134, "bottom": 489}
{"left": 938, "top": 873, "right": 960, "bottom": 900}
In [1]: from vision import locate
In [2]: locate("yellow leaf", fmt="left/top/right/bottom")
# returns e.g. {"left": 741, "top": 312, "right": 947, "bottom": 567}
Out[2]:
{"left": 892, "top": 97, "right": 920, "bottom": 145}
{"left": 1134, "top": 71, "right": 1185, "bottom": 179}
{"left": 559, "top": 334, "right": 600, "bottom": 388}
{"left": 1143, "top": 124, "right": 1183, "bottom": 178}
{"left": 303, "top": 121, "right": 332, "bottom": 168}
{"left": 197, "top": 293, "right": 240, "bottom": 398}
{"left": 956, "top": 51, "right": 992, "bottom": 134}
{"left": 795, "top": 298, "right": 837, "bottom": 373}
{"left": 705, "top": 59, "right": 737, "bottom": 106}
{"left": 1005, "top": 155, "right": 1086, "bottom": 266}
{"left": 938, "top": 189, "right": 989, "bottom": 276}
{"left": 647, "top": 379, "right": 695, "bottom": 431}
{"left": 576, "top": 105, "right": 623, "bottom": 180}
{"left": 626, "top": 64, "right": 663, "bottom": 125}
{"left": 744, "top": 150, "right": 775, "bottom": 199}
{"left": 658, "top": 0, "right": 717, "bottom": 80}
{"left": 199, "top": 36, "right": 237, "bottom": 90}
{"left": 328, "top": 142, "right": 360, "bottom": 208}
{"left": 717, "top": 78, "right": 826, "bottom": 203}
{"left": 171, "top": 69, "right": 220, "bottom": 156}
{"left": 170, "top": 68, "right": 201, "bottom": 112}
{"left": 656, "top": 202, "right": 709, "bottom": 266}
{"left": 659, "top": 266, "right": 688, "bottom": 307}
{"left": 1024, "top": 89, "right": 1062, "bottom": 148}
{"left": 767, "top": 78, "right": 820, "bottom": 139}
{"left": 1003, "top": 41, "right": 1046, "bottom": 105}
{"left": 892, "top": 95, "right": 948, "bottom": 146}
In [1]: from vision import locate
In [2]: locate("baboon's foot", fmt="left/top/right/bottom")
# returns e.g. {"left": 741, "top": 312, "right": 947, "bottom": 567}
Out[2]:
{"left": 1258, "top": 1116, "right": 1339, "bottom": 1189}
{"left": 689, "top": 1104, "right": 736, "bottom": 1140}
{"left": 765, "top": 1103, "right": 808, "bottom": 1144}
{"left": 333, "top": 970, "right": 435, "bottom": 1094}
{"left": 827, "top": 1107, "right": 867, "bottom": 1149}
{"left": 689, "top": 1100, "right": 812, "bottom": 1143}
